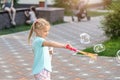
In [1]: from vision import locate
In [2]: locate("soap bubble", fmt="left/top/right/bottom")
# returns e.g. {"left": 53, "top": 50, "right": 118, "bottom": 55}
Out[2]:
{"left": 93, "top": 44, "right": 105, "bottom": 53}
{"left": 80, "top": 33, "right": 90, "bottom": 44}
{"left": 116, "top": 50, "right": 120, "bottom": 64}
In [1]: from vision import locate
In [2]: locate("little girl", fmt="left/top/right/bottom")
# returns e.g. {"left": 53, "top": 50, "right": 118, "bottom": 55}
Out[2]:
{"left": 25, "top": 6, "right": 37, "bottom": 24}
{"left": 28, "top": 18, "right": 73, "bottom": 80}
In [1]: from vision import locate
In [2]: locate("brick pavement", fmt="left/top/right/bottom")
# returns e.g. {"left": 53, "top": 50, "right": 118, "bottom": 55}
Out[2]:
{"left": 0, "top": 16, "right": 120, "bottom": 80}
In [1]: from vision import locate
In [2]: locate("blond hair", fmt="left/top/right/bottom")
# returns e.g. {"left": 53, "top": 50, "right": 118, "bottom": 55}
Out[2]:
{"left": 28, "top": 18, "right": 50, "bottom": 43}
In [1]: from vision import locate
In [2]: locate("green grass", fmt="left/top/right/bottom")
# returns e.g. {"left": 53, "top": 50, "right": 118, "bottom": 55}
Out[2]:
{"left": 87, "top": 10, "right": 108, "bottom": 17}
{"left": 82, "top": 38, "right": 120, "bottom": 57}
{"left": 0, "top": 20, "right": 65, "bottom": 36}
{"left": 0, "top": 25, "right": 31, "bottom": 35}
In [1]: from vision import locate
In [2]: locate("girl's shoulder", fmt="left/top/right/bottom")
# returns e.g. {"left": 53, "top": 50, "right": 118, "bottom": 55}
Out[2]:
{"left": 33, "top": 37, "right": 45, "bottom": 46}
{"left": 34, "top": 37, "right": 45, "bottom": 41}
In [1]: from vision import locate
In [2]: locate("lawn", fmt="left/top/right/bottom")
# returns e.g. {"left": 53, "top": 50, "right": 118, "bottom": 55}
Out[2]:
{"left": 87, "top": 10, "right": 108, "bottom": 17}
{"left": 0, "top": 20, "right": 64, "bottom": 36}
{"left": 82, "top": 37, "right": 120, "bottom": 57}
{"left": 0, "top": 25, "right": 30, "bottom": 35}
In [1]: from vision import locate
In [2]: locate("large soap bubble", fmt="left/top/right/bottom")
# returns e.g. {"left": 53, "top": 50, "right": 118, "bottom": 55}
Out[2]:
{"left": 116, "top": 50, "right": 120, "bottom": 64}
{"left": 80, "top": 33, "right": 90, "bottom": 44}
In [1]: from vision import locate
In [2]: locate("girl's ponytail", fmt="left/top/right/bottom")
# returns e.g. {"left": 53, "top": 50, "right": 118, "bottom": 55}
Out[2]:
{"left": 28, "top": 23, "right": 35, "bottom": 44}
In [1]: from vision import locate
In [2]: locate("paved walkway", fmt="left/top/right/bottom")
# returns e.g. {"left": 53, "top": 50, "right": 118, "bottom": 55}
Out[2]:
{"left": 0, "top": 16, "right": 120, "bottom": 80}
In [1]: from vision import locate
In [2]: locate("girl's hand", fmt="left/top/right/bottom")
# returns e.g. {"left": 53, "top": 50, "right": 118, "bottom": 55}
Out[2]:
{"left": 49, "top": 47, "right": 53, "bottom": 55}
{"left": 65, "top": 44, "right": 78, "bottom": 52}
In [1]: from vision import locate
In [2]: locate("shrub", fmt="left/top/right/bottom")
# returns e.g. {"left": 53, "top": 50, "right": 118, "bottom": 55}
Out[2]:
{"left": 101, "top": 7, "right": 120, "bottom": 39}
{"left": 108, "top": 0, "right": 120, "bottom": 10}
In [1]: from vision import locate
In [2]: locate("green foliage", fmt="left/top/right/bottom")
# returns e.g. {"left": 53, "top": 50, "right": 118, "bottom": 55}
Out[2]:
{"left": 54, "top": 0, "right": 69, "bottom": 8}
{"left": 101, "top": 1, "right": 120, "bottom": 39}
{"left": 54, "top": 0, "right": 78, "bottom": 14}
{"left": 107, "top": 0, "right": 120, "bottom": 10}
{"left": 87, "top": 10, "right": 108, "bottom": 17}
{"left": 102, "top": 0, "right": 112, "bottom": 9}
{"left": 14, "top": 0, "right": 19, "bottom": 5}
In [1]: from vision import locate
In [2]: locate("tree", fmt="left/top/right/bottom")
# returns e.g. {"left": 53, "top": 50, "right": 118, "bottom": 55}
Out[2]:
{"left": 103, "top": 0, "right": 112, "bottom": 9}
{"left": 54, "top": 0, "right": 79, "bottom": 15}
{"left": 14, "top": 0, "right": 19, "bottom": 5}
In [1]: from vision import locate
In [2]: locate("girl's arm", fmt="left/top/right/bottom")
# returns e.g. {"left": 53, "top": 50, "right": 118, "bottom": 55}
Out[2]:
{"left": 42, "top": 41, "right": 66, "bottom": 48}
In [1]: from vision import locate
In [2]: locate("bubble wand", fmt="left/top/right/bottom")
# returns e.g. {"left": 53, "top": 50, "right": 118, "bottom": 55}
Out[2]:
{"left": 65, "top": 44, "right": 97, "bottom": 60}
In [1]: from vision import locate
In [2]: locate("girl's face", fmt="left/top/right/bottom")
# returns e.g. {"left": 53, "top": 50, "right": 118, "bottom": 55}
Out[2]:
{"left": 37, "top": 26, "right": 50, "bottom": 38}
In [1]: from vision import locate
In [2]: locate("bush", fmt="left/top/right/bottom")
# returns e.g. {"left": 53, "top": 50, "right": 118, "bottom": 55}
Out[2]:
{"left": 101, "top": 8, "right": 120, "bottom": 39}
{"left": 107, "top": 0, "right": 120, "bottom": 10}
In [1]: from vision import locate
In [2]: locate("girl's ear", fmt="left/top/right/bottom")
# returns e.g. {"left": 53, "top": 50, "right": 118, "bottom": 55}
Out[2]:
{"left": 35, "top": 29, "right": 40, "bottom": 35}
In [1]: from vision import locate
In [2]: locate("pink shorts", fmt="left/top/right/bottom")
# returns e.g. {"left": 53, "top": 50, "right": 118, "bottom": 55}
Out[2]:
{"left": 34, "top": 69, "right": 51, "bottom": 80}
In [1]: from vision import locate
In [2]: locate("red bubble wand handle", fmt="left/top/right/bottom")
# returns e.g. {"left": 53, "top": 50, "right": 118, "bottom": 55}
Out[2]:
{"left": 65, "top": 44, "right": 78, "bottom": 52}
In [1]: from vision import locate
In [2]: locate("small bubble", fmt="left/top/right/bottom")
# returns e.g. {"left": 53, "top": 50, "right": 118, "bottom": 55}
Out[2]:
{"left": 116, "top": 50, "right": 120, "bottom": 64}
{"left": 93, "top": 44, "right": 105, "bottom": 53}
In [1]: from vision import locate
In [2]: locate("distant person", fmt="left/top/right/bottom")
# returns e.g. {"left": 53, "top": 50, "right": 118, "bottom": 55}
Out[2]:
{"left": 3, "top": 0, "right": 16, "bottom": 25}
{"left": 24, "top": 6, "right": 37, "bottom": 24}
